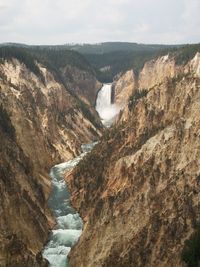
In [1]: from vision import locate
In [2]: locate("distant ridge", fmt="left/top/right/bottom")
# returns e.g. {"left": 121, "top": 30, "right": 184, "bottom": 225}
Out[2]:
{"left": 0, "top": 41, "right": 183, "bottom": 53}
{"left": 1, "top": 42, "right": 199, "bottom": 83}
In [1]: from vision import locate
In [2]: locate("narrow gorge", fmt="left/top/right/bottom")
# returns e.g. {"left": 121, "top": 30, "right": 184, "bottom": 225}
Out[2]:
{"left": 0, "top": 43, "right": 199, "bottom": 267}
{"left": 42, "top": 84, "right": 116, "bottom": 267}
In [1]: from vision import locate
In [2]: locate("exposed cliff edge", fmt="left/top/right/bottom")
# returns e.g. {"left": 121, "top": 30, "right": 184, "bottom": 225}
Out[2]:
{"left": 59, "top": 64, "right": 102, "bottom": 106}
{"left": 112, "top": 70, "right": 136, "bottom": 107}
{"left": 112, "top": 49, "right": 200, "bottom": 108}
{"left": 67, "top": 52, "right": 200, "bottom": 267}
{"left": 0, "top": 51, "right": 102, "bottom": 267}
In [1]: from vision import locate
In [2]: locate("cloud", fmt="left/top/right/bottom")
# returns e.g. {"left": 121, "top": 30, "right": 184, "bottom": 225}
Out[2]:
{"left": 0, "top": 0, "right": 199, "bottom": 44}
{"left": 180, "top": 0, "right": 200, "bottom": 42}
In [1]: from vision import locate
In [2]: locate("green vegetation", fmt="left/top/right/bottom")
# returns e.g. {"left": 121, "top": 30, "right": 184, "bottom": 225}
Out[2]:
{"left": 84, "top": 49, "right": 174, "bottom": 82}
{"left": 66, "top": 42, "right": 178, "bottom": 54}
{"left": 29, "top": 47, "right": 94, "bottom": 74}
{"left": 181, "top": 225, "right": 200, "bottom": 267}
{"left": 0, "top": 46, "right": 44, "bottom": 82}
{"left": 76, "top": 98, "right": 102, "bottom": 129}
{"left": 1, "top": 42, "right": 199, "bottom": 83}
{"left": 0, "top": 45, "right": 102, "bottom": 130}
{"left": 65, "top": 42, "right": 182, "bottom": 82}
{"left": 171, "top": 43, "right": 200, "bottom": 65}
{"left": 128, "top": 89, "right": 148, "bottom": 110}
{"left": 67, "top": 42, "right": 199, "bottom": 82}
{"left": 0, "top": 104, "right": 15, "bottom": 139}
{"left": 0, "top": 42, "right": 182, "bottom": 83}
{"left": 0, "top": 45, "right": 95, "bottom": 85}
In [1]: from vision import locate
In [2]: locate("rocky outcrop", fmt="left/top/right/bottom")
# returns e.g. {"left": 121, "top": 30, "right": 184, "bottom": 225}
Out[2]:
{"left": 0, "top": 105, "right": 49, "bottom": 267}
{"left": 112, "top": 70, "right": 136, "bottom": 107}
{"left": 60, "top": 65, "right": 102, "bottom": 106}
{"left": 0, "top": 57, "right": 102, "bottom": 266}
{"left": 139, "top": 52, "right": 200, "bottom": 90}
{"left": 112, "top": 52, "right": 200, "bottom": 109}
{"left": 138, "top": 54, "right": 176, "bottom": 90}
{"left": 67, "top": 53, "right": 200, "bottom": 267}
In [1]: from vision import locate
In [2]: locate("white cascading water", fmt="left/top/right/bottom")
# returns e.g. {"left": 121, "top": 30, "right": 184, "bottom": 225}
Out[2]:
{"left": 42, "top": 143, "right": 97, "bottom": 267}
{"left": 96, "top": 84, "right": 121, "bottom": 126}
{"left": 43, "top": 84, "right": 119, "bottom": 266}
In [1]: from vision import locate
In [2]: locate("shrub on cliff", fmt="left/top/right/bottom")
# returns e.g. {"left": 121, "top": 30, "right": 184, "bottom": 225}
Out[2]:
{"left": 181, "top": 225, "right": 200, "bottom": 267}
{"left": 0, "top": 46, "right": 44, "bottom": 83}
{"left": 0, "top": 105, "right": 15, "bottom": 139}
{"left": 128, "top": 89, "right": 148, "bottom": 110}
{"left": 173, "top": 43, "right": 200, "bottom": 65}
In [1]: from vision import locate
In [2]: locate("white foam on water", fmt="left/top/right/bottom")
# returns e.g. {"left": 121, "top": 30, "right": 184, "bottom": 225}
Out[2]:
{"left": 43, "top": 142, "right": 97, "bottom": 267}
{"left": 57, "top": 214, "right": 83, "bottom": 230}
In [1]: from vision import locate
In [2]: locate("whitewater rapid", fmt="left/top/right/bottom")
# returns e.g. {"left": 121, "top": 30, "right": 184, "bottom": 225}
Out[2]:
{"left": 96, "top": 84, "right": 121, "bottom": 126}
{"left": 42, "top": 143, "right": 97, "bottom": 267}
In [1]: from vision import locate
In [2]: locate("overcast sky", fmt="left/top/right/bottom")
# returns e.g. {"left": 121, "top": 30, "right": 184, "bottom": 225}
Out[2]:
{"left": 0, "top": 0, "right": 199, "bottom": 45}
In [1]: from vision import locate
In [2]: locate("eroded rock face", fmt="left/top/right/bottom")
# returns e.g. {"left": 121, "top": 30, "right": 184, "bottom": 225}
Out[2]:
{"left": 112, "top": 52, "right": 200, "bottom": 110}
{"left": 138, "top": 54, "right": 177, "bottom": 90}
{"left": 60, "top": 65, "right": 102, "bottom": 106}
{"left": 0, "top": 105, "right": 49, "bottom": 267}
{"left": 67, "top": 54, "right": 200, "bottom": 267}
{"left": 112, "top": 70, "right": 136, "bottom": 107}
{"left": 0, "top": 58, "right": 102, "bottom": 266}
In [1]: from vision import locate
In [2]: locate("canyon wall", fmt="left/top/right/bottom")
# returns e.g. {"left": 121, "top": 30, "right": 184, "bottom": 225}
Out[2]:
{"left": 60, "top": 65, "right": 102, "bottom": 106}
{"left": 112, "top": 52, "right": 200, "bottom": 108}
{"left": 0, "top": 56, "right": 102, "bottom": 266}
{"left": 112, "top": 70, "right": 136, "bottom": 107}
{"left": 67, "top": 53, "right": 200, "bottom": 267}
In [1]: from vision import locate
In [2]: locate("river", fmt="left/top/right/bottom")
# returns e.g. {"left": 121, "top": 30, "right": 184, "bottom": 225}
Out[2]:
{"left": 42, "top": 84, "right": 119, "bottom": 267}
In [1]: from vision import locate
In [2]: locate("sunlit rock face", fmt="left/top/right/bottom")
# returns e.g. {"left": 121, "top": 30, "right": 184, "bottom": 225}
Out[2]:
{"left": 67, "top": 53, "right": 200, "bottom": 267}
{"left": 112, "top": 70, "right": 136, "bottom": 107}
{"left": 0, "top": 58, "right": 102, "bottom": 267}
{"left": 95, "top": 84, "right": 121, "bottom": 126}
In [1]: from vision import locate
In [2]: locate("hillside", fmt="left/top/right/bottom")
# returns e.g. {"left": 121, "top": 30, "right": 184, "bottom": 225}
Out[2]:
{"left": 65, "top": 42, "right": 183, "bottom": 82}
{"left": 0, "top": 42, "right": 182, "bottom": 83}
{"left": 66, "top": 49, "right": 200, "bottom": 267}
{"left": 0, "top": 48, "right": 102, "bottom": 267}
{"left": 0, "top": 46, "right": 102, "bottom": 106}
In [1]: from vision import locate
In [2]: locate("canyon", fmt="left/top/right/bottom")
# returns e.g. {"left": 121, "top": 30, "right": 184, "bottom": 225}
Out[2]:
{"left": 42, "top": 83, "right": 119, "bottom": 267}
{"left": 0, "top": 44, "right": 199, "bottom": 267}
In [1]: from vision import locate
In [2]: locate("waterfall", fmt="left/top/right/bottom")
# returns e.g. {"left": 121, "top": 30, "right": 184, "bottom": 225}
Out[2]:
{"left": 96, "top": 84, "right": 121, "bottom": 126}
{"left": 42, "top": 84, "right": 120, "bottom": 266}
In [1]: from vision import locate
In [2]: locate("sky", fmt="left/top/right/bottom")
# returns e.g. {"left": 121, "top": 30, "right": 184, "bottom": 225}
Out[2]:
{"left": 0, "top": 0, "right": 199, "bottom": 45}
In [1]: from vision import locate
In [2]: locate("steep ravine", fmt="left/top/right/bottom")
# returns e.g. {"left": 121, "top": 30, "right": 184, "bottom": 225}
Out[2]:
{"left": 42, "top": 83, "right": 118, "bottom": 267}
{"left": 66, "top": 53, "right": 200, "bottom": 267}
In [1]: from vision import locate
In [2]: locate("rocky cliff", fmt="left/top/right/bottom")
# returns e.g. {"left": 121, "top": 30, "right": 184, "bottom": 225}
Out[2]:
{"left": 112, "top": 70, "right": 136, "bottom": 107}
{"left": 112, "top": 51, "right": 200, "bottom": 108}
{"left": 60, "top": 65, "right": 102, "bottom": 106}
{"left": 67, "top": 52, "right": 200, "bottom": 267}
{"left": 0, "top": 53, "right": 102, "bottom": 267}
{"left": 29, "top": 47, "right": 102, "bottom": 106}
